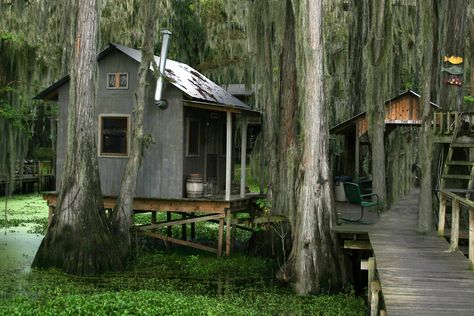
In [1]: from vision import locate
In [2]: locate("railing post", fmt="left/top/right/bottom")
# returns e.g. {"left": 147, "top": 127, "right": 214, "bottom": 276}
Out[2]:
{"left": 438, "top": 194, "right": 446, "bottom": 236}
{"left": 450, "top": 199, "right": 460, "bottom": 252}
{"left": 439, "top": 112, "right": 445, "bottom": 135}
{"left": 370, "top": 280, "right": 381, "bottom": 316}
{"left": 368, "top": 257, "right": 376, "bottom": 305}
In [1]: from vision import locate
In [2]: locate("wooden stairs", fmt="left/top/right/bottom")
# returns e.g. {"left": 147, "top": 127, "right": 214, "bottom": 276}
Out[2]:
{"left": 440, "top": 121, "right": 474, "bottom": 199}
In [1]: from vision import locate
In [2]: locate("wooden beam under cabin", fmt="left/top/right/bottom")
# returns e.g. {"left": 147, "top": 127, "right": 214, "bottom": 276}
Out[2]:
{"left": 140, "top": 231, "right": 217, "bottom": 254}
{"left": 42, "top": 194, "right": 232, "bottom": 213}
{"left": 136, "top": 213, "right": 225, "bottom": 230}
{"left": 344, "top": 240, "right": 372, "bottom": 250}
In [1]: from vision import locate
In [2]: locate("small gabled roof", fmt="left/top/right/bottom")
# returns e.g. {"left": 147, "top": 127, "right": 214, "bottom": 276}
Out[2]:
{"left": 35, "top": 43, "right": 252, "bottom": 112}
{"left": 33, "top": 75, "right": 70, "bottom": 101}
{"left": 385, "top": 90, "right": 439, "bottom": 108}
{"left": 330, "top": 90, "right": 439, "bottom": 135}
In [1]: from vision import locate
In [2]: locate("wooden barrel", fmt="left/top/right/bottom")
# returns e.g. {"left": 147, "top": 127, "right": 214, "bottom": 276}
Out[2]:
{"left": 186, "top": 173, "right": 204, "bottom": 198}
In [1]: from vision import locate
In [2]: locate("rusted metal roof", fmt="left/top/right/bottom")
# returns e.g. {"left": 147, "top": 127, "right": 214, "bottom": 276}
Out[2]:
{"left": 35, "top": 43, "right": 253, "bottom": 112}
{"left": 109, "top": 44, "right": 250, "bottom": 110}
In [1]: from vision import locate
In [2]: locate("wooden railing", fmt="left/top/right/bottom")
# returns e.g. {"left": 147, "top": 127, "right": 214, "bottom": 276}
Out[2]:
{"left": 433, "top": 111, "right": 474, "bottom": 136}
{"left": 438, "top": 190, "right": 474, "bottom": 269}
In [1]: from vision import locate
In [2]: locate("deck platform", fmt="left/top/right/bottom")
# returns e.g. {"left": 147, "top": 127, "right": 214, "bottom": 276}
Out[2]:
{"left": 43, "top": 192, "right": 263, "bottom": 257}
{"left": 335, "top": 190, "right": 474, "bottom": 315}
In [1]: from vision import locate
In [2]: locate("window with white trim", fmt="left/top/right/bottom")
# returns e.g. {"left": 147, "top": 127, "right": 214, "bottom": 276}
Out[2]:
{"left": 99, "top": 115, "right": 129, "bottom": 157}
{"left": 107, "top": 73, "right": 128, "bottom": 89}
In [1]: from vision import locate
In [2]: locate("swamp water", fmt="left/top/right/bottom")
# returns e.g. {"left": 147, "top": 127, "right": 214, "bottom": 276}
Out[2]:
{"left": 0, "top": 195, "right": 366, "bottom": 315}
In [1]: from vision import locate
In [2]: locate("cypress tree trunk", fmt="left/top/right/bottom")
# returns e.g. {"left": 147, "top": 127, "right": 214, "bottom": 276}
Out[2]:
{"left": 347, "top": 0, "right": 367, "bottom": 116}
{"left": 287, "top": 0, "right": 347, "bottom": 295}
{"left": 436, "top": 0, "right": 468, "bottom": 111}
{"left": 469, "top": 5, "right": 474, "bottom": 97}
{"left": 32, "top": 0, "right": 123, "bottom": 275}
{"left": 261, "top": 0, "right": 277, "bottom": 200}
{"left": 111, "top": 0, "right": 157, "bottom": 259}
{"left": 365, "top": 0, "right": 392, "bottom": 206}
{"left": 417, "top": 0, "right": 434, "bottom": 233}
{"left": 274, "top": 0, "right": 298, "bottom": 221}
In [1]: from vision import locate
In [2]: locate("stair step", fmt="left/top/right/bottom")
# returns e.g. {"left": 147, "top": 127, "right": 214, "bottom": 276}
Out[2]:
{"left": 446, "top": 161, "right": 474, "bottom": 166}
{"left": 450, "top": 143, "right": 474, "bottom": 148}
{"left": 442, "top": 174, "right": 473, "bottom": 180}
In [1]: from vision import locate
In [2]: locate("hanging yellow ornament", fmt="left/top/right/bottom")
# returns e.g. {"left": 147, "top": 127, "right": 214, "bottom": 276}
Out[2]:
{"left": 443, "top": 56, "right": 463, "bottom": 64}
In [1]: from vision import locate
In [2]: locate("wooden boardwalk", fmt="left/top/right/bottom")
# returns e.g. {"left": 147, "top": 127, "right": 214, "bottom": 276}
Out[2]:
{"left": 369, "top": 190, "right": 474, "bottom": 315}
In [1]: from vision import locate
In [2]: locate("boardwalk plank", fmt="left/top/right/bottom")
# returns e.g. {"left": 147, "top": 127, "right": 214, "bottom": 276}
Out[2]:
{"left": 367, "top": 190, "right": 474, "bottom": 316}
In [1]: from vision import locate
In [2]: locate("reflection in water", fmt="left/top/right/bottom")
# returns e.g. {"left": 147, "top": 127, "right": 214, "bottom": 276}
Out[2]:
{"left": 0, "top": 224, "right": 43, "bottom": 274}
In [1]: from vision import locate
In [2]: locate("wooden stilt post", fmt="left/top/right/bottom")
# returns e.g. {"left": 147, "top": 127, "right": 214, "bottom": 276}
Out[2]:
{"left": 240, "top": 115, "right": 247, "bottom": 198}
{"left": 225, "top": 209, "right": 231, "bottom": 256}
{"left": 469, "top": 209, "right": 473, "bottom": 270}
{"left": 370, "top": 280, "right": 381, "bottom": 316}
{"left": 167, "top": 212, "right": 172, "bottom": 237}
{"left": 438, "top": 194, "right": 446, "bottom": 236}
{"left": 450, "top": 199, "right": 460, "bottom": 251}
{"left": 217, "top": 218, "right": 224, "bottom": 257}
{"left": 225, "top": 111, "right": 232, "bottom": 201}
{"left": 231, "top": 222, "right": 237, "bottom": 251}
{"left": 181, "top": 213, "right": 187, "bottom": 241}
{"left": 190, "top": 212, "right": 196, "bottom": 239}
{"left": 151, "top": 212, "right": 157, "bottom": 224}
{"left": 368, "top": 257, "right": 375, "bottom": 305}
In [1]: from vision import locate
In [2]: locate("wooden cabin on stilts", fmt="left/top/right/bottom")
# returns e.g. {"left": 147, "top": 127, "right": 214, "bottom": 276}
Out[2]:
{"left": 330, "top": 90, "right": 439, "bottom": 206}
{"left": 35, "top": 42, "right": 262, "bottom": 256}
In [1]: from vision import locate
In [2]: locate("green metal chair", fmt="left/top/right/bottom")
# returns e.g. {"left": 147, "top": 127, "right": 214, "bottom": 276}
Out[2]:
{"left": 342, "top": 182, "right": 380, "bottom": 222}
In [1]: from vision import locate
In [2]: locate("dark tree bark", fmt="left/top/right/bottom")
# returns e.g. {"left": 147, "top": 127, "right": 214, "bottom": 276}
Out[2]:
{"left": 32, "top": 0, "right": 123, "bottom": 275}
{"left": 286, "top": 0, "right": 347, "bottom": 295}
{"left": 365, "top": 0, "right": 392, "bottom": 206}
{"left": 111, "top": 0, "right": 158, "bottom": 260}
{"left": 417, "top": 0, "right": 434, "bottom": 233}
{"left": 469, "top": 5, "right": 474, "bottom": 97}
{"left": 347, "top": 0, "right": 368, "bottom": 116}
{"left": 274, "top": 0, "right": 299, "bottom": 222}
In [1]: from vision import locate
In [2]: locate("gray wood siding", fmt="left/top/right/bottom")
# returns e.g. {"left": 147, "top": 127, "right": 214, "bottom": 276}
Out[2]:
{"left": 55, "top": 50, "right": 184, "bottom": 199}
{"left": 96, "top": 51, "right": 184, "bottom": 198}
{"left": 55, "top": 82, "right": 70, "bottom": 191}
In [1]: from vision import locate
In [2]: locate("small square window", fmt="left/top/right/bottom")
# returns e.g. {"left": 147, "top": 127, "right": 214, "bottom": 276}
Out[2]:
{"left": 186, "top": 118, "right": 200, "bottom": 156}
{"left": 99, "top": 115, "right": 129, "bottom": 157}
{"left": 108, "top": 74, "right": 116, "bottom": 88}
{"left": 119, "top": 74, "right": 128, "bottom": 87}
{"left": 107, "top": 73, "right": 128, "bottom": 89}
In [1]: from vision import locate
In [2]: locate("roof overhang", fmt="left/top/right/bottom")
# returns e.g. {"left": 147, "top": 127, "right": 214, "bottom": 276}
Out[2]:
{"left": 330, "top": 112, "right": 366, "bottom": 135}
{"left": 34, "top": 43, "right": 254, "bottom": 113}
{"left": 385, "top": 89, "right": 439, "bottom": 108}
{"left": 33, "top": 75, "right": 70, "bottom": 100}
